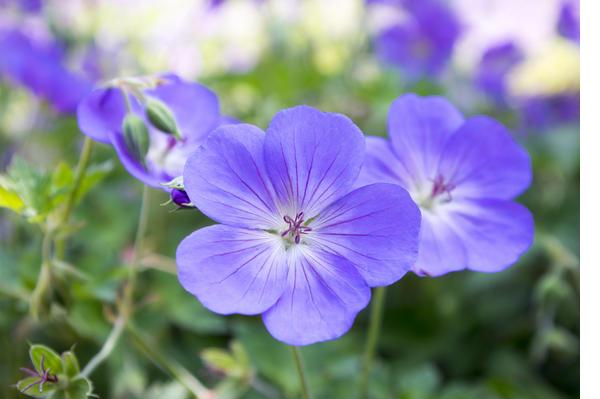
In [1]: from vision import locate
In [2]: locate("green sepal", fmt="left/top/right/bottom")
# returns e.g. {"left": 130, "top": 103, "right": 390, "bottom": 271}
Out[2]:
{"left": 145, "top": 98, "right": 181, "bottom": 139}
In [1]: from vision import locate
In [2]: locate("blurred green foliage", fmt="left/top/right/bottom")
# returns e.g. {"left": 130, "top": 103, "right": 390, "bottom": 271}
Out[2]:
{"left": 0, "top": 15, "right": 578, "bottom": 399}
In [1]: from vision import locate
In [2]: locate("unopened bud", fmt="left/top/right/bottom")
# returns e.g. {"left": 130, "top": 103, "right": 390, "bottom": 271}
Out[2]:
{"left": 145, "top": 98, "right": 181, "bottom": 139}
{"left": 122, "top": 114, "right": 149, "bottom": 164}
{"left": 170, "top": 189, "right": 193, "bottom": 208}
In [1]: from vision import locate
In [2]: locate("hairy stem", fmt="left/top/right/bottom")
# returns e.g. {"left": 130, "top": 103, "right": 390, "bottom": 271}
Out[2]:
{"left": 79, "top": 185, "right": 150, "bottom": 377}
{"left": 290, "top": 346, "right": 311, "bottom": 399}
{"left": 359, "top": 286, "right": 386, "bottom": 399}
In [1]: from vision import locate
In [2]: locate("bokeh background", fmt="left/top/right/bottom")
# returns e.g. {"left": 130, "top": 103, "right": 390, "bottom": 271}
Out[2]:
{"left": 0, "top": 0, "right": 579, "bottom": 398}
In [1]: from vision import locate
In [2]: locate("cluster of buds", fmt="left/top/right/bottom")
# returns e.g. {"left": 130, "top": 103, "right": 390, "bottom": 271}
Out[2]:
{"left": 113, "top": 76, "right": 183, "bottom": 166}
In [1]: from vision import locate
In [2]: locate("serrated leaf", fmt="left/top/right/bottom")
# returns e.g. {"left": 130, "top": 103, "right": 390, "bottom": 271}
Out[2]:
{"left": 61, "top": 351, "right": 80, "bottom": 378}
{"left": 16, "top": 376, "right": 57, "bottom": 398}
{"left": 8, "top": 157, "right": 52, "bottom": 218}
{"left": 30, "top": 345, "right": 63, "bottom": 376}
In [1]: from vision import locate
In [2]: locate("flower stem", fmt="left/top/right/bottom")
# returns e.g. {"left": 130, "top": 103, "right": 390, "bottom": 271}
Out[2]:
{"left": 80, "top": 316, "right": 126, "bottom": 378}
{"left": 55, "top": 137, "right": 94, "bottom": 259}
{"left": 29, "top": 230, "right": 54, "bottom": 320}
{"left": 290, "top": 346, "right": 311, "bottom": 399}
{"left": 359, "top": 286, "right": 386, "bottom": 399}
{"left": 80, "top": 185, "right": 150, "bottom": 377}
{"left": 127, "top": 323, "right": 211, "bottom": 399}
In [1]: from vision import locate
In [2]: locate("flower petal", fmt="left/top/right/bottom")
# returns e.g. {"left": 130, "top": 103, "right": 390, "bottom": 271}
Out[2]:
{"left": 77, "top": 87, "right": 128, "bottom": 144}
{"left": 413, "top": 212, "right": 468, "bottom": 276}
{"left": 146, "top": 76, "right": 221, "bottom": 143}
{"left": 388, "top": 94, "right": 464, "bottom": 182}
{"left": 184, "top": 124, "right": 280, "bottom": 229}
{"left": 445, "top": 198, "right": 534, "bottom": 273}
{"left": 176, "top": 225, "right": 288, "bottom": 315}
{"left": 108, "top": 130, "right": 166, "bottom": 188}
{"left": 263, "top": 106, "right": 365, "bottom": 216}
{"left": 262, "top": 248, "right": 370, "bottom": 345}
{"left": 438, "top": 116, "right": 532, "bottom": 200}
{"left": 355, "top": 136, "right": 412, "bottom": 189}
{"left": 310, "top": 183, "right": 421, "bottom": 286}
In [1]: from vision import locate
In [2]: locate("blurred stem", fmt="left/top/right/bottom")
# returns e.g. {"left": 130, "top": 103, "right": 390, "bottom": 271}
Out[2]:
{"left": 80, "top": 185, "right": 150, "bottom": 378}
{"left": 359, "top": 286, "right": 386, "bottom": 399}
{"left": 290, "top": 346, "right": 311, "bottom": 399}
{"left": 29, "top": 230, "right": 54, "bottom": 320}
{"left": 80, "top": 317, "right": 126, "bottom": 378}
{"left": 55, "top": 136, "right": 94, "bottom": 259}
{"left": 128, "top": 323, "right": 211, "bottom": 399}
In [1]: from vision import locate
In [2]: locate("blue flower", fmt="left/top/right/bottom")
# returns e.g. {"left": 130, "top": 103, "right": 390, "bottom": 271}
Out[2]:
{"left": 176, "top": 106, "right": 421, "bottom": 345}
{"left": 558, "top": 0, "right": 579, "bottom": 43}
{"left": 358, "top": 94, "right": 534, "bottom": 276}
{"left": 475, "top": 42, "right": 524, "bottom": 105}
{"left": 77, "top": 73, "right": 226, "bottom": 191}
{"left": 370, "top": 0, "right": 461, "bottom": 79}
{"left": 0, "top": 29, "right": 92, "bottom": 114}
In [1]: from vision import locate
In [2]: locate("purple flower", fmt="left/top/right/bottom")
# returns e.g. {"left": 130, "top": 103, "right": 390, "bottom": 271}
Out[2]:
{"left": 520, "top": 93, "right": 580, "bottom": 130}
{"left": 371, "top": 0, "right": 461, "bottom": 79}
{"left": 358, "top": 94, "right": 534, "bottom": 276}
{"left": 558, "top": 0, "right": 579, "bottom": 43}
{"left": 77, "top": 74, "right": 223, "bottom": 189}
{"left": 475, "top": 42, "right": 524, "bottom": 104}
{"left": 0, "top": 29, "right": 92, "bottom": 114}
{"left": 176, "top": 106, "right": 421, "bottom": 345}
{"left": 0, "top": 0, "right": 42, "bottom": 13}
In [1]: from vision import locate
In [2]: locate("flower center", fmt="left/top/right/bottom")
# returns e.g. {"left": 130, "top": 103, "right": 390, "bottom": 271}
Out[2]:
{"left": 417, "top": 174, "right": 456, "bottom": 211}
{"left": 281, "top": 212, "right": 312, "bottom": 244}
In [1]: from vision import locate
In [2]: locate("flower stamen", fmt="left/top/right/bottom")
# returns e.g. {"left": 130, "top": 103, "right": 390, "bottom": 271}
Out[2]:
{"left": 281, "top": 212, "right": 312, "bottom": 244}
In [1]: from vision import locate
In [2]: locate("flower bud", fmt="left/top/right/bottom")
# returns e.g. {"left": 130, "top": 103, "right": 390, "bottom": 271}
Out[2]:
{"left": 170, "top": 188, "right": 193, "bottom": 208}
{"left": 122, "top": 114, "right": 150, "bottom": 164}
{"left": 145, "top": 98, "right": 181, "bottom": 139}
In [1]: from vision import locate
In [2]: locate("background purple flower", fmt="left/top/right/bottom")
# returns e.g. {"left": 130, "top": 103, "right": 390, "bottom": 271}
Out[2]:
{"left": 177, "top": 106, "right": 421, "bottom": 345}
{"left": 77, "top": 73, "right": 223, "bottom": 189}
{"left": 475, "top": 42, "right": 524, "bottom": 105}
{"left": 358, "top": 94, "right": 534, "bottom": 276}
{"left": 370, "top": 0, "right": 461, "bottom": 79}
{"left": 0, "top": 28, "right": 92, "bottom": 114}
{"left": 558, "top": 0, "right": 579, "bottom": 43}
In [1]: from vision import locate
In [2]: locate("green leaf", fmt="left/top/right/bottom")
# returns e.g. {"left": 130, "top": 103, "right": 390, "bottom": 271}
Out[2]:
{"left": 16, "top": 376, "right": 57, "bottom": 398}
{"left": 75, "top": 161, "right": 114, "bottom": 203}
{"left": 30, "top": 345, "right": 64, "bottom": 376}
{"left": 0, "top": 183, "right": 24, "bottom": 212}
{"left": 7, "top": 157, "right": 52, "bottom": 219}
{"left": 61, "top": 351, "right": 80, "bottom": 378}
{"left": 201, "top": 348, "right": 237, "bottom": 374}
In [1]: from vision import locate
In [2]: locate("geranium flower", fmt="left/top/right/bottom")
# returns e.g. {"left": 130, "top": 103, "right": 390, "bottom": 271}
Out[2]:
{"left": 0, "top": 29, "right": 92, "bottom": 114}
{"left": 77, "top": 73, "right": 225, "bottom": 192}
{"left": 358, "top": 94, "right": 534, "bottom": 276}
{"left": 176, "top": 106, "right": 421, "bottom": 345}
{"left": 368, "top": 0, "right": 461, "bottom": 79}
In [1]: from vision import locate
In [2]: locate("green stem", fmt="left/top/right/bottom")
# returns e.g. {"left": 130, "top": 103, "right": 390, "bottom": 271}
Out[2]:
{"left": 29, "top": 230, "right": 54, "bottom": 320}
{"left": 79, "top": 185, "right": 150, "bottom": 377}
{"left": 290, "top": 346, "right": 311, "bottom": 399}
{"left": 55, "top": 137, "right": 94, "bottom": 259}
{"left": 127, "top": 323, "right": 211, "bottom": 399}
{"left": 359, "top": 286, "right": 386, "bottom": 399}
{"left": 80, "top": 316, "right": 126, "bottom": 378}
